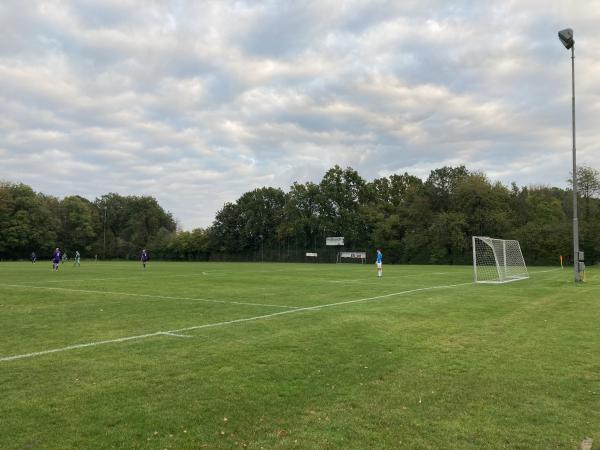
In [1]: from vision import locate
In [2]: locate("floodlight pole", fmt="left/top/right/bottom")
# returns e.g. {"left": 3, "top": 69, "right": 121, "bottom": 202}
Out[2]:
{"left": 559, "top": 28, "right": 580, "bottom": 282}
{"left": 570, "top": 44, "right": 581, "bottom": 282}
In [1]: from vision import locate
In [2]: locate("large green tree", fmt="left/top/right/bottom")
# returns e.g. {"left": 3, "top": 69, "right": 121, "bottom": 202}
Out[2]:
{"left": 3, "top": 163, "right": 600, "bottom": 265}
{"left": 318, "top": 166, "right": 369, "bottom": 248}
{"left": 0, "top": 183, "right": 59, "bottom": 259}
{"left": 279, "top": 181, "right": 322, "bottom": 251}
{"left": 95, "top": 193, "right": 176, "bottom": 259}
{"left": 570, "top": 165, "right": 600, "bottom": 263}
{"left": 209, "top": 187, "right": 286, "bottom": 254}
{"left": 59, "top": 196, "right": 97, "bottom": 253}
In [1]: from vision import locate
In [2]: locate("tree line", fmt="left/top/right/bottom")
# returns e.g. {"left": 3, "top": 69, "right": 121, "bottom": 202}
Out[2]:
{"left": 0, "top": 187, "right": 176, "bottom": 260}
{"left": 1, "top": 164, "right": 599, "bottom": 265}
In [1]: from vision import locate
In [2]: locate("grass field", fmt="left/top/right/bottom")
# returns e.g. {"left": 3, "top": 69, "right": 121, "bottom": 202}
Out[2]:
{"left": 0, "top": 261, "right": 598, "bottom": 449}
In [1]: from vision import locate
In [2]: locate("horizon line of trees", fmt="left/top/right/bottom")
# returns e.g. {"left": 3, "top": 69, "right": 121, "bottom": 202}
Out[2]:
{"left": 1, "top": 164, "right": 599, "bottom": 265}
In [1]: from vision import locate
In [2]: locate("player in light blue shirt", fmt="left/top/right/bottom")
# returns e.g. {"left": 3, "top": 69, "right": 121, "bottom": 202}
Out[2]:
{"left": 376, "top": 249, "right": 383, "bottom": 278}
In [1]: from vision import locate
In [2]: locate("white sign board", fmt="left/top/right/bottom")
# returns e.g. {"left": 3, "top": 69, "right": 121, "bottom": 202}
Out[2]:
{"left": 326, "top": 236, "right": 344, "bottom": 246}
{"left": 340, "top": 252, "right": 366, "bottom": 259}
{"left": 305, "top": 252, "right": 318, "bottom": 257}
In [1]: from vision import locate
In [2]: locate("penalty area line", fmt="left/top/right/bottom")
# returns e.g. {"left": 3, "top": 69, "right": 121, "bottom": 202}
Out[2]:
{"left": 0, "top": 281, "right": 471, "bottom": 363}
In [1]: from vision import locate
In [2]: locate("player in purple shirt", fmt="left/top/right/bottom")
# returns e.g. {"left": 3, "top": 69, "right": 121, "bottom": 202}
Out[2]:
{"left": 52, "top": 248, "right": 61, "bottom": 272}
{"left": 141, "top": 249, "right": 148, "bottom": 269}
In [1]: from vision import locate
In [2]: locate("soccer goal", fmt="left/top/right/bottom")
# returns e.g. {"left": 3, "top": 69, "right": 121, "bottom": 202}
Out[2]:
{"left": 472, "top": 236, "right": 529, "bottom": 283}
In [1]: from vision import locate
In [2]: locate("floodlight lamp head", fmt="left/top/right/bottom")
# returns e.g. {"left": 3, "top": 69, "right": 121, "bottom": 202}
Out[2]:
{"left": 558, "top": 28, "right": 574, "bottom": 49}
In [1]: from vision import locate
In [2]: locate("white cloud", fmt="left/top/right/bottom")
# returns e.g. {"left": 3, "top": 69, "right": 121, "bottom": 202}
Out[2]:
{"left": 0, "top": 0, "right": 599, "bottom": 228}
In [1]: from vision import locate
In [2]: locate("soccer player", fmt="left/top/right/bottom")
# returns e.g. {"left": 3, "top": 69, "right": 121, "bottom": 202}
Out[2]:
{"left": 52, "top": 248, "right": 61, "bottom": 272}
{"left": 31, "top": 251, "right": 37, "bottom": 264}
{"left": 141, "top": 249, "right": 148, "bottom": 269}
{"left": 74, "top": 250, "right": 81, "bottom": 267}
{"left": 376, "top": 248, "right": 383, "bottom": 278}
{"left": 61, "top": 251, "right": 68, "bottom": 264}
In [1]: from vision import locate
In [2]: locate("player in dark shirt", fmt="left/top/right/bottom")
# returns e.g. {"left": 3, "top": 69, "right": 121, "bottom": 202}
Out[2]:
{"left": 141, "top": 249, "right": 148, "bottom": 269}
{"left": 52, "top": 248, "right": 61, "bottom": 272}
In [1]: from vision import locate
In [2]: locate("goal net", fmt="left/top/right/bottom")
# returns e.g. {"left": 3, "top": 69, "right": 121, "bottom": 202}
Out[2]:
{"left": 472, "top": 236, "right": 529, "bottom": 283}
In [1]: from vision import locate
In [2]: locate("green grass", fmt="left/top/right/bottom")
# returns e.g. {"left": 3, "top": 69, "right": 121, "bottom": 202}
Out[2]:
{"left": 0, "top": 261, "right": 598, "bottom": 449}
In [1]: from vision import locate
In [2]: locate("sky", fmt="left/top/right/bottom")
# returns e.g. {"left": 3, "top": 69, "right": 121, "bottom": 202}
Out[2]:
{"left": 1, "top": 1, "right": 599, "bottom": 229}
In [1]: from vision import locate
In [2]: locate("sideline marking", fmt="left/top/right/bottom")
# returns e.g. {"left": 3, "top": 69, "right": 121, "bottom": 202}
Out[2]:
{"left": 0, "top": 283, "right": 299, "bottom": 310}
{"left": 0, "top": 282, "right": 470, "bottom": 362}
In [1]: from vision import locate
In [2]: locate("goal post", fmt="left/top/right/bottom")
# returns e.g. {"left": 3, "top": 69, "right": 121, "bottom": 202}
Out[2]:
{"left": 472, "top": 236, "right": 529, "bottom": 283}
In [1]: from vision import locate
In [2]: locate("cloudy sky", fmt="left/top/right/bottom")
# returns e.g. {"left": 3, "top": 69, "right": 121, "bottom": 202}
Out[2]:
{"left": 1, "top": 1, "right": 598, "bottom": 229}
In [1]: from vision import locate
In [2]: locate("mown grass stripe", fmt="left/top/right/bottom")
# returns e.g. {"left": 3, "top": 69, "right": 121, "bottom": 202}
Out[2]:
{"left": 0, "top": 282, "right": 470, "bottom": 362}
{"left": 0, "top": 283, "right": 299, "bottom": 309}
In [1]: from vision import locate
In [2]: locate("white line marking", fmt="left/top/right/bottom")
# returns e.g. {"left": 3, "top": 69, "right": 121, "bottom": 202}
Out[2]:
{"left": 0, "top": 332, "right": 165, "bottom": 362}
{"left": 19, "top": 272, "right": 214, "bottom": 284}
{"left": 327, "top": 279, "right": 366, "bottom": 283}
{"left": 22, "top": 276, "right": 144, "bottom": 284}
{"left": 0, "top": 282, "right": 471, "bottom": 362}
{"left": 159, "top": 332, "right": 192, "bottom": 338}
{"left": 326, "top": 272, "right": 453, "bottom": 283}
{"left": 13, "top": 268, "right": 327, "bottom": 284}
{"left": 0, "top": 283, "right": 299, "bottom": 310}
